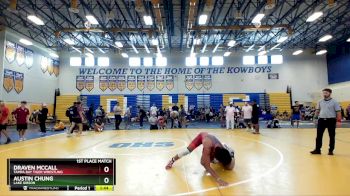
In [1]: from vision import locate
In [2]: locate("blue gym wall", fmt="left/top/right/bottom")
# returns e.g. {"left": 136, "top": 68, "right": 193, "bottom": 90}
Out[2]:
{"left": 82, "top": 93, "right": 264, "bottom": 117}
{"left": 327, "top": 42, "right": 350, "bottom": 84}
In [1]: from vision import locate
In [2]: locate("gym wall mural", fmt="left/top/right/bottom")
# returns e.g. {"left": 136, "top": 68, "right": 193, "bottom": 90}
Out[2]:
{"left": 3, "top": 40, "right": 60, "bottom": 94}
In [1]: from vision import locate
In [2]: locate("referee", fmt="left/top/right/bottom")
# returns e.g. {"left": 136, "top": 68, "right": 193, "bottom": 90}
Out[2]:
{"left": 310, "top": 88, "right": 341, "bottom": 155}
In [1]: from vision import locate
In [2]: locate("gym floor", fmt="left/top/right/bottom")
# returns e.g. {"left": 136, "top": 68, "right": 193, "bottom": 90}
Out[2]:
{"left": 1, "top": 127, "right": 349, "bottom": 195}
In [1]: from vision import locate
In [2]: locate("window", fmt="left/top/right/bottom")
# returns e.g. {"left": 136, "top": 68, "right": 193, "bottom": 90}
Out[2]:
{"left": 186, "top": 57, "right": 197, "bottom": 67}
{"left": 143, "top": 57, "right": 153, "bottom": 67}
{"left": 70, "top": 57, "right": 82, "bottom": 67}
{"left": 258, "top": 55, "right": 268, "bottom": 64}
{"left": 243, "top": 56, "right": 255, "bottom": 65}
{"left": 156, "top": 57, "right": 167, "bottom": 67}
{"left": 271, "top": 55, "right": 283, "bottom": 64}
{"left": 98, "top": 57, "right": 109, "bottom": 67}
{"left": 129, "top": 57, "right": 141, "bottom": 67}
{"left": 212, "top": 56, "right": 223, "bottom": 66}
{"left": 85, "top": 56, "right": 95, "bottom": 67}
{"left": 199, "top": 57, "right": 209, "bottom": 66}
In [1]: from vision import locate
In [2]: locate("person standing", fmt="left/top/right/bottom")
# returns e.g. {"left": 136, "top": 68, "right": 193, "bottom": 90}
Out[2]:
{"left": 0, "top": 101, "right": 11, "bottom": 144}
{"left": 124, "top": 106, "right": 131, "bottom": 130}
{"left": 67, "top": 102, "right": 84, "bottom": 136}
{"left": 138, "top": 106, "right": 146, "bottom": 129}
{"left": 38, "top": 103, "right": 48, "bottom": 136}
{"left": 251, "top": 100, "right": 260, "bottom": 134}
{"left": 179, "top": 105, "right": 187, "bottom": 128}
{"left": 86, "top": 104, "right": 94, "bottom": 129}
{"left": 225, "top": 102, "right": 235, "bottom": 130}
{"left": 291, "top": 101, "right": 301, "bottom": 128}
{"left": 310, "top": 88, "right": 341, "bottom": 155}
{"left": 171, "top": 104, "right": 181, "bottom": 128}
{"left": 219, "top": 105, "right": 225, "bottom": 128}
{"left": 241, "top": 102, "right": 253, "bottom": 130}
{"left": 113, "top": 102, "right": 122, "bottom": 130}
{"left": 346, "top": 104, "right": 350, "bottom": 120}
{"left": 12, "top": 101, "right": 30, "bottom": 141}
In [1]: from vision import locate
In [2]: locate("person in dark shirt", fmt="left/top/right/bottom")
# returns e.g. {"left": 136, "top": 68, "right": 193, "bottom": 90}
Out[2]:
{"left": 251, "top": 100, "right": 260, "bottom": 134}
{"left": 291, "top": 101, "right": 301, "bottom": 128}
{"left": 86, "top": 104, "right": 94, "bottom": 129}
{"left": 172, "top": 104, "right": 179, "bottom": 111}
{"left": 138, "top": 106, "right": 146, "bottom": 129}
{"left": 38, "top": 103, "right": 49, "bottom": 135}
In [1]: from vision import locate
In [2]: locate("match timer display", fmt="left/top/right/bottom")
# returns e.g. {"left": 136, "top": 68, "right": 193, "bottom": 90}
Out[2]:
{"left": 7, "top": 158, "right": 116, "bottom": 191}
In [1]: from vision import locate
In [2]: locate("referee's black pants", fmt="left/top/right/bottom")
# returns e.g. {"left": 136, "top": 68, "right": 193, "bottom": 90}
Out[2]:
{"left": 316, "top": 118, "right": 336, "bottom": 152}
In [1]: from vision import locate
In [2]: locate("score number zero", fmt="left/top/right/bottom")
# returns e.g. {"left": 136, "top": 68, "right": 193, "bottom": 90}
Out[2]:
{"left": 103, "top": 166, "right": 110, "bottom": 184}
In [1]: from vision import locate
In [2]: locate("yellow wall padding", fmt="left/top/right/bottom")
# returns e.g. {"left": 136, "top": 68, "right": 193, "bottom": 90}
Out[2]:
{"left": 56, "top": 95, "right": 78, "bottom": 121}
{"left": 268, "top": 93, "right": 291, "bottom": 113}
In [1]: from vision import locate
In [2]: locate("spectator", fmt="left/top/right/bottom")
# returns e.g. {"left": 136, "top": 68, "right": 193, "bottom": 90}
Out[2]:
{"left": 346, "top": 104, "right": 350, "bottom": 120}
{"left": 95, "top": 106, "right": 104, "bottom": 120}
{"left": 179, "top": 105, "right": 187, "bottom": 128}
{"left": 38, "top": 103, "right": 49, "bottom": 136}
{"left": 0, "top": 101, "right": 11, "bottom": 144}
{"left": 94, "top": 117, "right": 105, "bottom": 132}
{"left": 54, "top": 120, "right": 65, "bottom": 131}
{"left": 67, "top": 101, "right": 84, "bottom": 136}
{"left": 241, "top": 102, "right": 253, "bottom": 131}
{"left": 158, "top": 115, "right": 166, "bottom": 130}
{"left": 124, "top": 106, "right": 131, "bottom": 130}
{"left": 171, "top": 104, "right": 181, "bottom": 128}
{"left": 291, "top": 101, "right": 301, "bottom": 128}
{"left": 150, "top": 104, "right": 158, "bottom": 116}
{"left": 138, "top": 106, "right": 146, "bottom": 129}
{"left": 86, "top": 104, "right": 94, "bottom": 129}
{"left": 113, "top": 102, "right": 122, "bottom": 130}
{"left": 12, "top": 101, "right": 30, "bottom": 141}
{"left": 251, "top": 100, "right": 260, "bottom": 134}
{"left": 225, "top": 102, "right": 235, "bottom": 130}
{"left": 219, "top": 105, "right": 226, "bottom": 128}
{"left": 149, "top": 114, "right": 158, "bottom": 130}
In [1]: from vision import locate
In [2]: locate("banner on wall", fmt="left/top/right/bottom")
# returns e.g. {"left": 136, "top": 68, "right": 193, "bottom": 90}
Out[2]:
{"left": 76, "top": 76, "right": 85, "bottom": 91}
{"left": 25, "top": 48, "right": 34, "bottom": 69}
{"left": 137, "top": 75, "right": 145, "bottom": 91}
{"left": 117, "top": 75, "right": 126, "bottom": 91}
{"left": 53, "top": 60, "right": 60, "bottom": 77}
{"left": 99, "top": 76, "right": 108, "bottom": 92}
{"left": 47, "top": 58, "right": 54, "bottom": 75}
{"left": 203, "top": 75, "right": 212, "bottom": 90}
{"left": 146, "top": 75, "right": 155, "bottom": 91}
{"left": 3, "top": 69, "right": 14, "bottom": 93}
{"left": 5, "top": 41, "right": 16, "bottom": 63}
{"left": 14, "top": 71, "right": 24, "bottom": 94}
{"left": 185, "top": 75, "right": 194, "bottom": 91}
{"left": 85, "top": 76, "right": 94, "bottom": 92}
{"left": 127, "top": 75, "right": 136, "bottom": 91}
{"left": 156, "top": 75, "right": 165, "bottom": 91}
{"left": 194, "top": 75, "right": 203, "bottom": 90}
{"left": 41, "top": 56, "right": 48, "bottom": 73}
{"left": 16, "top": 44, "right": 25, "bottom": 66}
{"left": 166, "top": 75, "right": 174, "bottom": 91}
{"left": 108, "top": 75, "right": 117, "bottom": 91}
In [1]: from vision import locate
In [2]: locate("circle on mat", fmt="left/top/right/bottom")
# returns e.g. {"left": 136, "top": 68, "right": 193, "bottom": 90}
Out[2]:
{"left": 93, "top": 137, "right": 187, "bottom": 156}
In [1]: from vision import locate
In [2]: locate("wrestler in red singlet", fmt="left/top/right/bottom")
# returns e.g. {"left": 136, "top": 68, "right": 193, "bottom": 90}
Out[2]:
{"left": 165, "top": 132, "right": 235, "bottom": 186}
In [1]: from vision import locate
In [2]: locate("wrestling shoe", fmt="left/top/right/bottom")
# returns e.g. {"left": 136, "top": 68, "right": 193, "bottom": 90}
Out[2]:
{"left": 165, "top": 158, "right": 175, "bottom": 170}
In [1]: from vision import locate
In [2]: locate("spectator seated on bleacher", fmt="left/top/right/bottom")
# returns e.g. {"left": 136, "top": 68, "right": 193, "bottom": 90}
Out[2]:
{"left": 54, "top": 120, "right": 65, "bottom": 131}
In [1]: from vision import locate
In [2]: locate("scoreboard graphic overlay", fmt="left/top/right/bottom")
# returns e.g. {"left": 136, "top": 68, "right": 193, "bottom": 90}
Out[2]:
{"left": 7, "top": 158, "right": 116, "bottom": 191}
